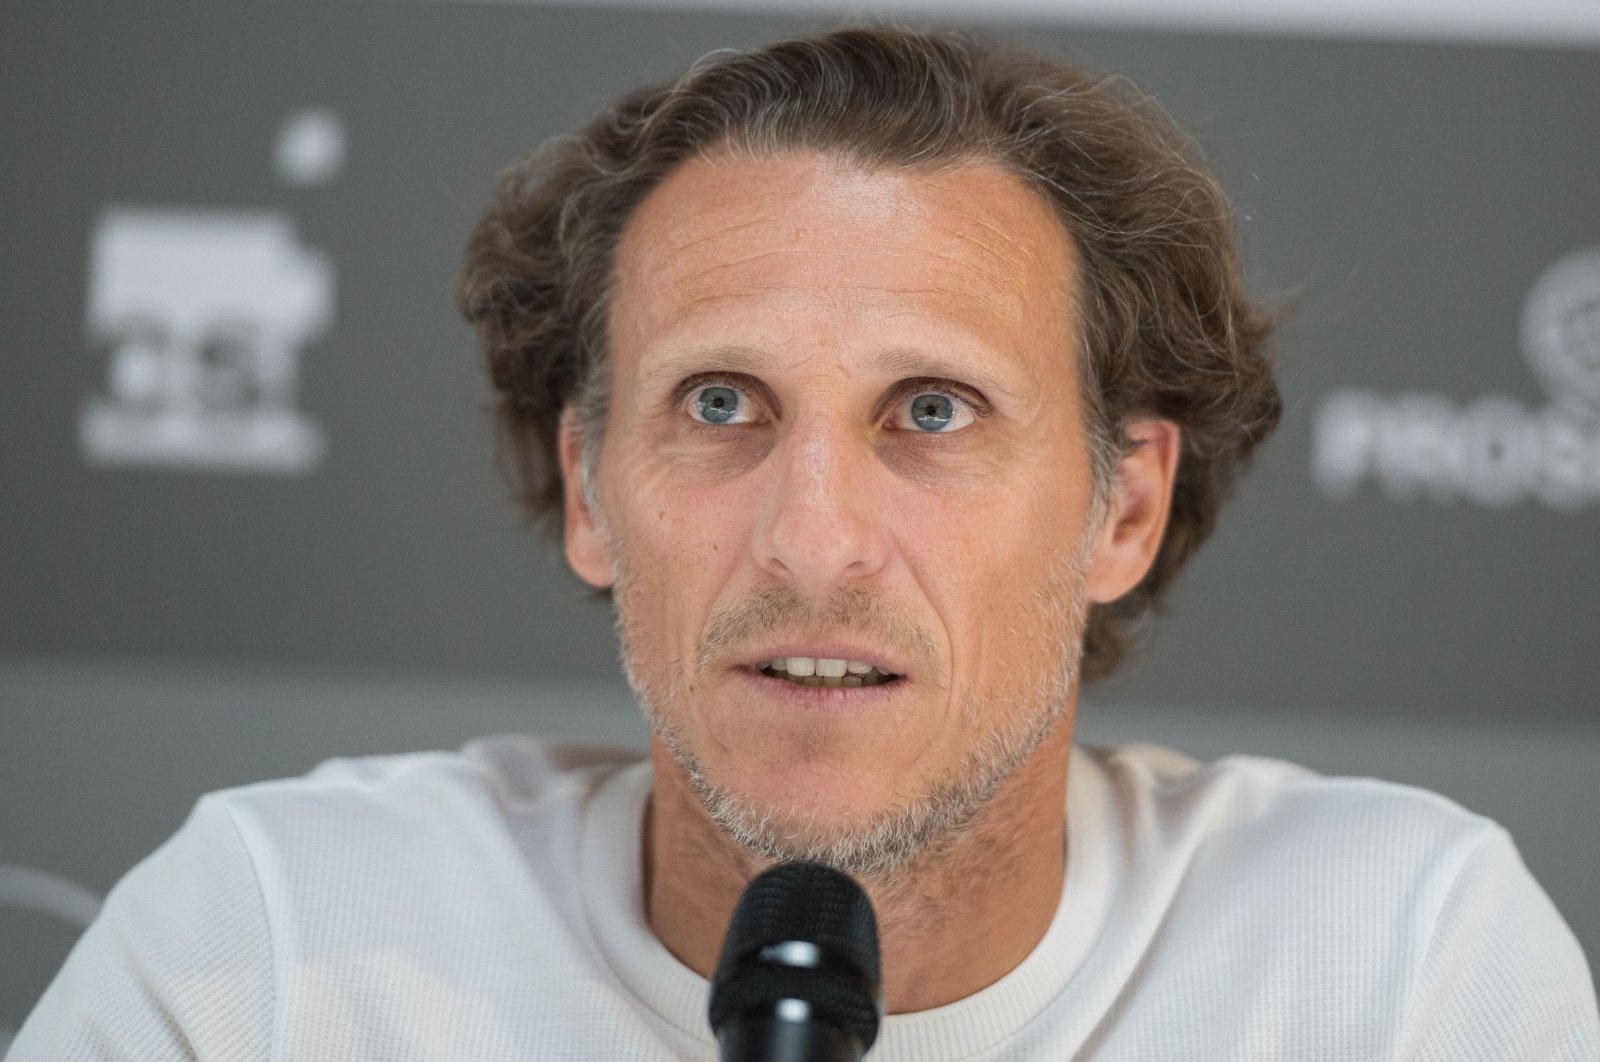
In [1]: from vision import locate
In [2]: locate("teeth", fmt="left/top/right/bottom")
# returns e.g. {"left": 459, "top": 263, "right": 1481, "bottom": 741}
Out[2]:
{"left": 761, "top": 655, "right": 898, "bottom": 688}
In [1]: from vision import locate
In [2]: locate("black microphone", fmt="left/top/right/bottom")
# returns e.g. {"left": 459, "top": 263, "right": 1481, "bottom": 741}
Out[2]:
{"left": 708, "top": 862, "right": 883, "bottom": 1062}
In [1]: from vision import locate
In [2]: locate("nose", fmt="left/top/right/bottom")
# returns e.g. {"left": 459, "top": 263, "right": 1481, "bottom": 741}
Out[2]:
{"left": 750, "top": 417, "right": 891, "bottom": 594}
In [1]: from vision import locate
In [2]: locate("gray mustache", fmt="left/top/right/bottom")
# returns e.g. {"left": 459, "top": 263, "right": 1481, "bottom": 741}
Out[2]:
{"left": 695, "top": 585, "right": 942, "bottom": 686}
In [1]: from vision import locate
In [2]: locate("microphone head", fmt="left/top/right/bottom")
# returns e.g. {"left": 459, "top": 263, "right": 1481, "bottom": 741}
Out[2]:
{"left": 709, "top": 862, "right": 882, "bottom": 1052}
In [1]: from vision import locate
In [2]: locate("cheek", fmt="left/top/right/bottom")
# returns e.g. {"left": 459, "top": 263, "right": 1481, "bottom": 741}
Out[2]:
{"left": 892, "top": 464, "right": 1077, "bottom": 585}
{"left": 893, "top": 462, "right": 1092, "bottom": 677}
{"left": 609, "top": 465, "right": 745, "bottom": 628}
{"left": 628, "top": 482, "right": 735, "bottom": 568}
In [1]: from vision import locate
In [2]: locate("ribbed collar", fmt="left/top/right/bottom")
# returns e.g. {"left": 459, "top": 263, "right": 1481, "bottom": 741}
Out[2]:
{"left": 580, "top": 747, "right": 1117, "bottom": 1062}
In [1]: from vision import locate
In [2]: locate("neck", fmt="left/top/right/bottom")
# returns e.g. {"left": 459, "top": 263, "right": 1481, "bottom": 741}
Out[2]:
{"left": 642, "top": 721, "right": 1074, "bottom": 1013}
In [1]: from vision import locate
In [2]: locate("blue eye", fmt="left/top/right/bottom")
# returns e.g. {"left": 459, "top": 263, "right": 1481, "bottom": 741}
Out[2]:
{"left": 691, "top": 384, "right": 747, "bottom": 425}
{"left": 903, "top": 391, "right": 972, "bottom": 433}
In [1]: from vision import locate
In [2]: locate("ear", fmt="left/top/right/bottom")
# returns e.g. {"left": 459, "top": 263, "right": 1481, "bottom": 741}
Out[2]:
{"left": 1085, "top": 416, "right": 1182, "bottom": 605}
{"left": 557, "top": 407, "right": 615, "bottom": 590}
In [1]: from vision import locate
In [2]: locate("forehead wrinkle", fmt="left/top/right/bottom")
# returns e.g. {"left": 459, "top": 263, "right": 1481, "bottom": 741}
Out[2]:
{"left": 680, "top": 243, "right": 987, "bottom": 281}
{"left": 671, "top": 249, "right": 1040, "bottom": 326}
{"left": 957, "top": 195, "right": 1070, "bottom": 257}
{"left": 897, "top": 160, "right": 1072, "bottom": 251}
{"left": 616, "top": 194, "right": 789, "bottom": 304}
{"left": 921, "top": 215, "right": 1076, "bottom": 303}
{"left": 909, "top": 170, "right": 1080, "bottom": 305}
{"left": 913, "top": 249, "right": 1036, "bottom": 312}
{"left": 654, "top": 214, "right": 786, "bottom": 260}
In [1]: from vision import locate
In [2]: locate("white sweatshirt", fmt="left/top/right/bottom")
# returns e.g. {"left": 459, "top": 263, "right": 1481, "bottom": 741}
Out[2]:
{"left": 12, "top": 737, "right": 1599, "bottom": 1060}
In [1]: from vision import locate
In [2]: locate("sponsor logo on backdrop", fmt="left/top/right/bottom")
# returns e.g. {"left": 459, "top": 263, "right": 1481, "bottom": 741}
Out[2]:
{"left": 79, "top": 108, "right": 345, "bottom": 475}
{"left": 1314, "top": 247, "right": 1600, "bottom": 509}
{"left": 0, "top": 863, "right": 102, "bottom": 1054}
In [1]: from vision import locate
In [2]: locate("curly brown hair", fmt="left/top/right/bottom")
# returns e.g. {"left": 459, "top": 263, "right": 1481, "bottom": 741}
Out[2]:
{"left": 458, "top": 25, "right": 1281, "bottom": 682}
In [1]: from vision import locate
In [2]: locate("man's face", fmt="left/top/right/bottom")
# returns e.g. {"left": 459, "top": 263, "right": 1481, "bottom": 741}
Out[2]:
{"left": 565, "top": 151, "right": 1120, "bottom": 872}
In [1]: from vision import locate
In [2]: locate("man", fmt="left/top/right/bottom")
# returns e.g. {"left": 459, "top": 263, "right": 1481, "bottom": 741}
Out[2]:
{"left": 15, "top": 25, "right": 1598, "bottom": 1060}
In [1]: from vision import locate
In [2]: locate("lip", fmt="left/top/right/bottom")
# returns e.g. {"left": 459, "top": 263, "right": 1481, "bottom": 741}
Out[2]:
{"left": 741, "top": 644, "right": 908, "bottom": 677}
{"left": 734, "top": 664, "right": 908, "bottom": 711}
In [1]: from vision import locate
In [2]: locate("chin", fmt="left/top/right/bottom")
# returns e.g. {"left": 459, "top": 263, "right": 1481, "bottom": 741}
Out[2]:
{"left": 681, "top": 748, "right": 996, "bottom": 878}
{"left": 701, "top": 780, "right": 952, "bottom": 877}
{"left": 710, "top": 750, "right": 903, "bottom": 822}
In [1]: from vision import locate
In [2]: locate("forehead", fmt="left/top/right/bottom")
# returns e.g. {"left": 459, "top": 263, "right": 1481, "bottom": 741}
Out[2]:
{"left": 608, "top": 150, "right": 1081, "bottom": 390}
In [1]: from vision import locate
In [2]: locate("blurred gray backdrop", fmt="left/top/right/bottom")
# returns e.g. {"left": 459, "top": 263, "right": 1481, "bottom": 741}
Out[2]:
{"left": 3, "top": 0, "right": 1598, "bottom": 1045}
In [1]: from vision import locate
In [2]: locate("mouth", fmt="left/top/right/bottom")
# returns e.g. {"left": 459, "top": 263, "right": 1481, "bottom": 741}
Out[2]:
{"left": 755, "top": 656, "right": 902, "bottom": 689}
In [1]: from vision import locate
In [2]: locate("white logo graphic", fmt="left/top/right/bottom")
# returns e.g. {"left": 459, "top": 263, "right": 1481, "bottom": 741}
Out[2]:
{"left": 1314, "top": 248, "right": 1600, "bottom": 510}
{"left": 274, "top": 107, "right": 347, "bottom": 188}
{"left": 80, "top": 207, "right": 334, "bottom": 474}
{"left": 1522, "top": 248, "right": 1600, "bottom": 420}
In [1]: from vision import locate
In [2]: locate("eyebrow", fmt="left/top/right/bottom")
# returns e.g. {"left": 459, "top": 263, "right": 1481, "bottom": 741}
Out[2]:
{"left": 638, "top": 344, "right": 1025, "bottom": 403}
{"left": 869, "top": 348, "right": 1023, "bottom": 402}
{"left": 639, "top": 346, "right": 767, "bottom": 392}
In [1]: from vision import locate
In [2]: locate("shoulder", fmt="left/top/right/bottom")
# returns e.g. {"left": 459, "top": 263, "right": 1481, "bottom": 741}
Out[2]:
{"left": 13, "top": 740, "right": 652, "bottom": 1057}
{"left": 206, "top": 734, "right": 644, "bottom": 840}
{"left": 85, "top": 735, "right": 646, "bottom": 920}
{"left": 188, "top": 736, "right": 647, "bottom": 921}
{"left": 1077, "top": 741, "right": 1515, "bottom": 975}
{"left": 1085, "top": 741, "right": 1499, "bottom": 871}
{"left": 1085, "top": 741, "right": 1522, "bottom": 940}
{"left": 1075, "top": 743, "right": 1599, "bottom": 1056}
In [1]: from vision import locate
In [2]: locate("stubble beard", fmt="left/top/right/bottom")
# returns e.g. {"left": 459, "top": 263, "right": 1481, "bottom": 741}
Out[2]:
{"left": 610, "top": 536, "right": 1092, "bottom": 883}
